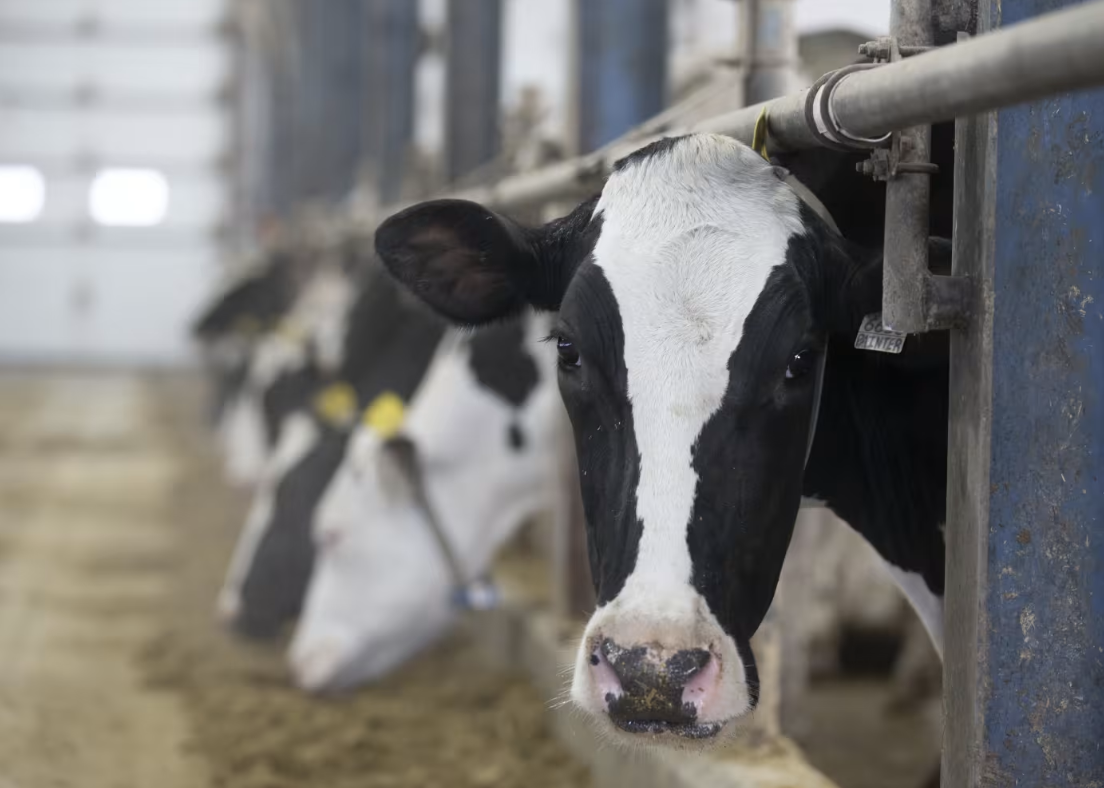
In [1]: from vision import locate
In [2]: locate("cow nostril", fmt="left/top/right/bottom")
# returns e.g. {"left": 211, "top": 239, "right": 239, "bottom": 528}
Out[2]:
{"left": 597, "top": 639, "right": 720, "bottom": 732}
{"left": 589, "top": 654, "right": 599, "bottom": 666}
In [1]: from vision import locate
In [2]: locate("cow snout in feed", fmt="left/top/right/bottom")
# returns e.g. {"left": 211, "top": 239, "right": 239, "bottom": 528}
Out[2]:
{"left": 590, "top": 638, "right": 722, "bottom": 738}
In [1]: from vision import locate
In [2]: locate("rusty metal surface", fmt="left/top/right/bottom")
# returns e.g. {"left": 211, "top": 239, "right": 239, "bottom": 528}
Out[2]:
{"left": 947, "top": 1, "right": 1104, "bottom": 784}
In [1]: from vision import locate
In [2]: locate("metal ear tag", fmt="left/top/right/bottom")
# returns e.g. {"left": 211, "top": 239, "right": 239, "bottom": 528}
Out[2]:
{"left": 855, "top": 312, "right": 907, "bottom": 354}
{"left": 451, "top": 577, "right": 500, "bottom": 611}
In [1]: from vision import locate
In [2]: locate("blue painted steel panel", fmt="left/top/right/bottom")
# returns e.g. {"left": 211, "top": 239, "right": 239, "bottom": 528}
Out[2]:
{"left": 576, "top": 0, "right": 668, "bottom": 153}
{"left": 985, "top": 0, "right": 1104, "bottom": 782}
{"left": 445, "top": 0, "right": 502, "bottom": 182}
{"left": 367, "top": 0, "right": 418, "bottom": 203}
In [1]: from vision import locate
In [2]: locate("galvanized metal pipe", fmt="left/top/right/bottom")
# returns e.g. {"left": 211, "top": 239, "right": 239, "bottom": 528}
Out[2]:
{"left": 882, "top": 0, "right": 935, "bottom": 333}
{"left": 357, "top": 0, "right": 1104, "bottom": 223}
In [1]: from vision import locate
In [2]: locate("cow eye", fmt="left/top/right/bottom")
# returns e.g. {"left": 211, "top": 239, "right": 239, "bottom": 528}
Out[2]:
{"left": 785, "top": 349, "right": 815, "bottom": 381}
{"left": 556, "top": 337, "right": 581, "bottom": 370}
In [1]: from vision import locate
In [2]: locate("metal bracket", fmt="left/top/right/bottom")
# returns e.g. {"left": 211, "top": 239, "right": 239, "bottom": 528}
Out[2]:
{"left": 878, "top": 27, "right": 971, "bottom": 333}
{"left": 858, "top": 36, "right": 938, "bottom": 61}
{"left": 857, "top": 132, "right": 942, "bottom": 181}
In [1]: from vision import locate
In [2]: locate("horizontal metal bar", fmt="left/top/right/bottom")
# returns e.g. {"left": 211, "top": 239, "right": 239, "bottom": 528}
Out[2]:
{"left": 833, "top": 0, "right": 1104, "bottom": 139}
{"left": 353, "top": 0, "right": 1104, "bottom": 227}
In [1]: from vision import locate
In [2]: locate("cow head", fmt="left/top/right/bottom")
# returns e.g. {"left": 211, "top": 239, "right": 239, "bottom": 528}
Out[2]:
{"left": 376, "top": 134, "right": 872, "bottom": 745}
{"left": 288, "top": 319, "right": 558, "bottom": 692}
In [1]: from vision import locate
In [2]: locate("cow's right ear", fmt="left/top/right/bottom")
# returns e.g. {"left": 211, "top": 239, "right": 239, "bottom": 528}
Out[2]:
{"left": 375, "top": 199, "right": 561, "bottom": 325}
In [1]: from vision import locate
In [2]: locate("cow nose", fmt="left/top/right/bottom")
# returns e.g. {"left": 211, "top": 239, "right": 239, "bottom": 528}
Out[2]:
{"left": 289, "top": 637, "right": 349, "bottom": 693}
{"left": 592, "top": 638, "right": 721, "bottom": 736}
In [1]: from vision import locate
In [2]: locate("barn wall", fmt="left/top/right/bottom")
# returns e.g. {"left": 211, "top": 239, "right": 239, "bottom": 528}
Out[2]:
{"left": 0, "top": 0, "right": 234, "bottom": 366}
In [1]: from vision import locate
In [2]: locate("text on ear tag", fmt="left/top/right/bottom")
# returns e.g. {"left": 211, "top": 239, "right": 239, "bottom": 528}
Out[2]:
{"left": 855, "top": 312, "right": 907, "bottom": 354}
{"left": 363, "top": 391, "right": 406, "bottom": 439}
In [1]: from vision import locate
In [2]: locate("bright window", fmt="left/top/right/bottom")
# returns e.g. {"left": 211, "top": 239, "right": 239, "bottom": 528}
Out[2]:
{"left": 0, "top": 165, "right": 46, "bottom": 223}
{"left": 89, "top": 168, "right": 170, "bottom": 227}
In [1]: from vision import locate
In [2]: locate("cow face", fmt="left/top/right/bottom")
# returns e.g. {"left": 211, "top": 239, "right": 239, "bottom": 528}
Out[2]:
{"left": 288, "top": 320, "right": 558, "bottom": 692}
{"left": 378, "top": 134, "right": 863, "bottom": 745}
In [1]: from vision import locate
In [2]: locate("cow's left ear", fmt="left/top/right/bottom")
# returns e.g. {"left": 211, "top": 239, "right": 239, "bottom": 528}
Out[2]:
{"left": 376, "top": 198, "right": 578, "bottom": 325}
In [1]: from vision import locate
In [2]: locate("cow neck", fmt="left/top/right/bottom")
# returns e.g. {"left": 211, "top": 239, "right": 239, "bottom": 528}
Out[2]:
{"left": 800, "top": 311, "right": 949, "bottom": 596}
{"left": 384, "top": 436, "right": 498, "bottom": 611}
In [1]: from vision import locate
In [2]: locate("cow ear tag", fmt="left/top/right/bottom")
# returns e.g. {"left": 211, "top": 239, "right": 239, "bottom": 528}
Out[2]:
{"left": 363, "top": 391, "right": 406, "bottom": 439}
{"left": 855, "top": 312, "right": 907, "bottom": 354}
{"left": 276, "top": 318, "right": 307, "bottom": 344}
{"left": 314, "top": 382, "right": 357, "bottom": 427}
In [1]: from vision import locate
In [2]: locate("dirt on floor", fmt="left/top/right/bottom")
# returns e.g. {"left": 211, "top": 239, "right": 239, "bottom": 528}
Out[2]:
{"left": 0, "top": 371, "right": 941, "bottom": 788}
{"left": 0, "top": 373, "right": 589, "bottom": 788}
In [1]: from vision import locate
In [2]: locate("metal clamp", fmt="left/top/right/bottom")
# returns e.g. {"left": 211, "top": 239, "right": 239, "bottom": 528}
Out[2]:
{"left": 804, "top": 64, "right": 893, "bottom": 152}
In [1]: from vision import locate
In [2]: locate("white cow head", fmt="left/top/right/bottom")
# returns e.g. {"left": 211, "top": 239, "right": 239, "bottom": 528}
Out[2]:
{"left": 288, "top": 317, "right": 559, "bottom": 692}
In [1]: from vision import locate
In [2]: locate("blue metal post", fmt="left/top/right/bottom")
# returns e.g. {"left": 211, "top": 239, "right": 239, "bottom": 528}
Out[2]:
{"left": 445, "top": 0, "right": 503, "bottom": 183}
{"left": 365, "top": 0, "right": 418, "bottom": 204}
{"left": 575, "top": 0, "right": 669, "bottom": 153}
{"left": 945, "top": 0, "right": 1104, "bottom": 784}
{"left": 293, "top": 0, "right": 367, "bottom": 204}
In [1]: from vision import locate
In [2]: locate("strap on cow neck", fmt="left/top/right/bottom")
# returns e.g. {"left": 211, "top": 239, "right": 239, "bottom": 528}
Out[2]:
{"left": 382, "top": 435, "right": 499, "bottom": 611}
{"left": 751, "top": 113, "right": 830, "bottom": 470}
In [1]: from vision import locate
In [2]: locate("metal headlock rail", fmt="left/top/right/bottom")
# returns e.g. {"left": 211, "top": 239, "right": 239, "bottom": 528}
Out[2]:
{"left": 350, "top": 0, "right": 1104, "bottom": 335}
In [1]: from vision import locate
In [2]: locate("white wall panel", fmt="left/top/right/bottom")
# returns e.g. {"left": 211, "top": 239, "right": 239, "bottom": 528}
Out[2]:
{"left": 0, "top": 106, "right": 227, "bottom": 163}
{"left": 0, "top": 0, "right": 226, "bottom": 35}
{"left": 0, "top": 0, "right": 232, "bottom": 366}
{"left": 0, "top": 41, "right": 230, "bottom": 99}
{"left": 0, "top": 247, "right": 219, "bottom": 364}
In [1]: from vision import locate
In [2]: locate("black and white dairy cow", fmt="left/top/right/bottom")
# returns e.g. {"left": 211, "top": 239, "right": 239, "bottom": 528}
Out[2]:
{"left": 219, "top": 258, "right": 361, "bottom": 487}
{"left": 376, "top": 133, "right": 949, "bottom": 745}
{"left": 288, "top": 313, "right": 559, "bottom": 691}
{"left": 192, "top": 251, "right": 299, "bottom": 426}
{"left": 217, "top": 267, "right": 446, "bottom": 637}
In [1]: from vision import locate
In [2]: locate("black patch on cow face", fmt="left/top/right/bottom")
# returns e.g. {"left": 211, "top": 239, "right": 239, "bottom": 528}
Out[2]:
{"left": 685, "top": 263, "right": 821, "bottom": 651}
{"left": 236, "top": 427, "right": 350, "bottom": 639}
{"left": 554, "top": 261, "right": 642, "bottom": 606}
{"left": 508, "top": 423, "right": 525, "bottom": 451}
{"left": 339, "top": 267, "right": 447, "bottom": 406}
{"left": 467, "top": 318, "right": 538, "bottom": 407}
{"left": 262, "top": 363, "right": 324, "bottom": 448}
{"left": 612, "top": 136, "right": 689, "bottom": 173}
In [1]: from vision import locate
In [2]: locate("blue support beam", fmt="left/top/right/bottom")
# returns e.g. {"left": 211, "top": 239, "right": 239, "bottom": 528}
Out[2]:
{"left": 945, "top": 0, "right": 1104, "bottom": 784}
{"left": 365, "top": 0, "right": 419, "bottom": 204}
{"left": 445, "top": 0, "right": 503, "bottom": 183}
{"left": 292, "top": 0, "right": 368, "bottom": 204}
{"left": 575, "top": 0, "right": 669, "bottom": 153}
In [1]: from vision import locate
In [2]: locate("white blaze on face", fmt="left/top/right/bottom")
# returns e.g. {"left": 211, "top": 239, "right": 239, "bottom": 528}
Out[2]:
{"left": 293, "top": 265, "right": 356, "bottom": 372}
{"left": 217, "top": 412, "right": 320, "bottom": 623}
{"left": 219, "top": 389, "right": 270, "bottom": 488}
{"left": 570, "top": 135, "right": 806, "bottom": 729}
{"left": 289, "top": 321, "right": 559, "bottom": 692}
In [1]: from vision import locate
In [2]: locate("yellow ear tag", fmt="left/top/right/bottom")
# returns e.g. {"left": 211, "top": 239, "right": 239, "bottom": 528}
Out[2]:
{"left": 751, "top": 106, "right": 771, "bottom": 162}
{"left": 277, "top": 319, "right": 307, "bottom": 344}
{"left": 362, "top": 391, "right": 406, "bottom": 439}
{"left": 314, "top": 382, "right": 357, "bottom": 427}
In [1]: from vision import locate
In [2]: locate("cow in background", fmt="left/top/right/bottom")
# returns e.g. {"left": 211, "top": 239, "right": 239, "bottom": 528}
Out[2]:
{"left": 288, "top": 314, "right": 559, "bottom": 692}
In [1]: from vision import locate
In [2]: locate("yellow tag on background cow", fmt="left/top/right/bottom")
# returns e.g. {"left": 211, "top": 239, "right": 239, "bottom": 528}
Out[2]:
{"left": 363, "top": 391, "right": 406, "bottom": 439}
{"left": 314, "top": 382, "right": 357, "bottom": 427}
{"left": 277, "top": 318, "right": 307, "bottom": 344}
